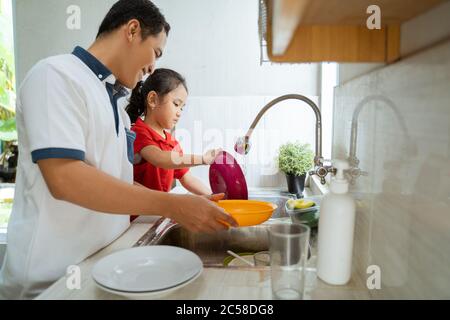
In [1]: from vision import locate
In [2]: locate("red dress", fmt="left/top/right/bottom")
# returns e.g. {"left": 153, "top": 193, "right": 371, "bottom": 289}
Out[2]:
{"left": 130, "top": 118, "right": 189, "bottom": 221}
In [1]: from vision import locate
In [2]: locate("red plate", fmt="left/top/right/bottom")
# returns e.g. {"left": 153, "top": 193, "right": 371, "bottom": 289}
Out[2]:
{"left": 209, "top": 151, "right": 248, "bottom": 200}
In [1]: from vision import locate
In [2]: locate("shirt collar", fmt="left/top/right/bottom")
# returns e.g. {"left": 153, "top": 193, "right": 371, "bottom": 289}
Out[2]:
{"left": 72, "top": 46, "right": 112, "bottom": 82}
{"left": 135, "top": 118, "right": 176, "bottom": 147}
{"left": 72, "top": 46, "right": 129, "bottom": 98}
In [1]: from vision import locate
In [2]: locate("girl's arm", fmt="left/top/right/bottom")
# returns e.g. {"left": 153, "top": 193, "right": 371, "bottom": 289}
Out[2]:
{"left": 179, "top": 172, "right": 211, "bottom": 195}
{"left": 140, "top": 145, "right": 220, "bottom": 170}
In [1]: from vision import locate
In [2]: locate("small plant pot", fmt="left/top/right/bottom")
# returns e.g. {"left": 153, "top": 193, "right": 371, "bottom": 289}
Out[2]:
{"left": 285, "top": 173, "right": 306, "bottom": 198}
{"left": 0, "top": 167, "right": 16, "bottom": 183}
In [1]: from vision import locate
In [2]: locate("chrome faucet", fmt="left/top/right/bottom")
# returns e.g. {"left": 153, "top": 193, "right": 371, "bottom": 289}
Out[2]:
{"left": 348, "top": 95, "right": 416, "bottom": 184}
{"left": 234, "top": 94, "right": 333, "bottom": 185}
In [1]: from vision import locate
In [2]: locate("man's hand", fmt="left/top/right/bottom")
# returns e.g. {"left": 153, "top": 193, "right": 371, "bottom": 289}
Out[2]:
{"left": 168, "top": 193, "right": 237, "bottom": 233}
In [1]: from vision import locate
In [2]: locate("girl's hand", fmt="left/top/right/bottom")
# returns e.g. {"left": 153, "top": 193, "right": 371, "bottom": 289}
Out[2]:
{"left": 202, "top": 148, "right": 222, "bottom": 165}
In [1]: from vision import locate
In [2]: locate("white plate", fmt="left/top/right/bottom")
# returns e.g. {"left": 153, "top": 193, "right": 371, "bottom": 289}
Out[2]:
{"left": 94, "top": 270, "right": 202, "bottom": 300}
{"left": 92, "top": 245, "right": 203, "bottom": 293}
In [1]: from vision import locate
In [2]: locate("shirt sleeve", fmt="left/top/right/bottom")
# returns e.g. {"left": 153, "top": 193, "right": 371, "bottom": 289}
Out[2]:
{"left": 132, "top": 128, "right": 159, "bottom": 154}
{"left": 174, "top": 167, "right": 189, "bottom": 179}
{"left": 20, "top": 61, "right": 88, "bottom": 163}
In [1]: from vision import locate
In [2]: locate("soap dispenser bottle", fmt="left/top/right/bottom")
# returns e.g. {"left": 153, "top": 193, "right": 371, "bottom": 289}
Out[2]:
{"left": 317, "top": 159, "right": 356, "bottom": 285}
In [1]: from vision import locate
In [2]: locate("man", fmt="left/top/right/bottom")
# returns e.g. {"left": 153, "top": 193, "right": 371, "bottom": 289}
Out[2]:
{"left": 0, "top": 0, "right": 237, "bottom": 299}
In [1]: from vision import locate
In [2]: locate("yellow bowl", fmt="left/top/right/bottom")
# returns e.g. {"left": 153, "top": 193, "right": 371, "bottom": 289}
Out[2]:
{"left": 217, "top": 200, "right": 277, "bottom": 227}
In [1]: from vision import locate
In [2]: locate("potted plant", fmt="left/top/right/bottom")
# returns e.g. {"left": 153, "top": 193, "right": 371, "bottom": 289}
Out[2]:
{"left": 277, "top": 142, "right": 314, "bottom": 198}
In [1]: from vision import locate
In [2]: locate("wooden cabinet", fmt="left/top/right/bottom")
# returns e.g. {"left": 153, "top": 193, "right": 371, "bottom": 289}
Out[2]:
{"left": 265, "top": 0, "right": 447, "bottom": 63}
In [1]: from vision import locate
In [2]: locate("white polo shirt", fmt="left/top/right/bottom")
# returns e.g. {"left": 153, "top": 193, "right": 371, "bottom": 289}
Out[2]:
{"left": 0, "top": 46, "right": 135, "bottom": 299}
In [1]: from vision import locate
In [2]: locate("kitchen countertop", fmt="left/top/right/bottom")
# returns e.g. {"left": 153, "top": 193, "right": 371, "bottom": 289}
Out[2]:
{"left": 36, "top": 213, "right": 370, "bottom": 300}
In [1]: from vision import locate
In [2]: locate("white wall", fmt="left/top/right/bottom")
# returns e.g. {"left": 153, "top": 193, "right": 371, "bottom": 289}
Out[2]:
{"left": 155, "top": 0, "right": 320, "bottom": 187}
{"left": 333, "top": 38, "right": 450, "bottom": 299}
{"left": 400, "top": 1, "right": 450, "bottom": 57}
{"left": 338, "top": 0, "right": 450, "bottom": 85}
{"left": 13, "top": 0, "right": 321, "bottom": 188}
{"left": 332, "top": 3, "right": 450, "bottom": 297}
{"left": 338, "top": 63, "right": 384, "bottom": 85}
{"left": 154, "top": 0, "right": 318, "bottom": 97}
{"left": 14, "top": 0, "right": 117, "bottom": 86}
{"left": 14, "top": 0, "right": 319, "bottom": 96}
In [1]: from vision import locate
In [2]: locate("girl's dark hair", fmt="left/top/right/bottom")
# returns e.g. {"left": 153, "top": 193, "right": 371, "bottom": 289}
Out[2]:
{"left": 126, "top": 68, "right": 188, "bottom": 123}
{"left": 97, "top": 0, "right": 170, "bottom": 39}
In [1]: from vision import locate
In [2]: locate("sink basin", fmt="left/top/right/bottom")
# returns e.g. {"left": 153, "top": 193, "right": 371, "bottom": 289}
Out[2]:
{"left": 149, "top": 220, "right": 315, "bottom": 268}
{"left": 131, "top": 191, "right": 324, "bottom": 270}
{"left": 248, "top": 192, "right": 294, "bottom": 219}
{"left": 157, "top": 224, "right": 270, "bottom": 267}
{"left": 134, "top": 193, "right": 295, "bottom": 267}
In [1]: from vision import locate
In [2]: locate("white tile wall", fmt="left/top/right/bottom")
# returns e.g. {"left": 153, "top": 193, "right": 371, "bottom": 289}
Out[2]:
{"left": 175, "top": 95, "right": 319, "bottom": 188}
{"left": 333, "top": 40, "right": 450, "bottom": 298}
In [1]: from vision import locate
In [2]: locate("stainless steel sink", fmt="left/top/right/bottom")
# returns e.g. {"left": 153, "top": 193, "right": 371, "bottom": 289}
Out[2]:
{"left": 133, "top": 192, "right": 297, "bottom": 268}
{"left": 248, "top": 193, "right": 293, "bottom": 219}
{"left": 153, "top": 224, "right": 271, "bottom": 267}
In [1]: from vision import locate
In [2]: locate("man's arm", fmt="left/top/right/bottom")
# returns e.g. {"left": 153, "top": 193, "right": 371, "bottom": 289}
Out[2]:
{"left": 38, "top": 158, "right": 237, "bottom": 233}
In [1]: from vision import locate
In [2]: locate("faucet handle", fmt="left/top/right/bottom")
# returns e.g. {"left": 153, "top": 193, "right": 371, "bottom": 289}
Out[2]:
{"left": 348, "top": 167, "right": 368, "bottom": 177}
{"left": 309, "top": 165, "right": 335, "bottom": 185}
{"left": 347, "top": 167, "right": 368, "bottom": 184}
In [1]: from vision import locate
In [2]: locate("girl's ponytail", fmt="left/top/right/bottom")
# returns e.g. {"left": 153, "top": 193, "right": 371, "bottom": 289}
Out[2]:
{"left": 126, "top": 80, "right": 146, "bottom": 123}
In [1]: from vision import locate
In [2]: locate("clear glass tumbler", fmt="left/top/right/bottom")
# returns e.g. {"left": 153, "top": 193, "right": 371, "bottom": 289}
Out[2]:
{"left": 269, "top": 223, "right": 310, "bottom": 300}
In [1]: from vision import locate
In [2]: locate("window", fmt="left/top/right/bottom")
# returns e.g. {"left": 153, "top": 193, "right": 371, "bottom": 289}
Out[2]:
{"left": 320, "top": 62, "right": 338, "bottom": 162}
{"left": 0, "top": 0, "right": 16, "bottom": 232}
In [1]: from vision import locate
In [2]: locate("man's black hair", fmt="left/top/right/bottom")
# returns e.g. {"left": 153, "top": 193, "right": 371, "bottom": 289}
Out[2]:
{"left": 97, "top": 0, "right": 170, "bottom": 39}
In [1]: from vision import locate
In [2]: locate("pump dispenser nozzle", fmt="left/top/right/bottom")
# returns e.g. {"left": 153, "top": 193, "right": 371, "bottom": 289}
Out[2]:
{"left": 330, "top": 159, "right": 350, "bottom": 194}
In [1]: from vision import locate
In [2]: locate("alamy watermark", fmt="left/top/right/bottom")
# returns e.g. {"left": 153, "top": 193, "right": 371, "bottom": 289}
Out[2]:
{"left": 366, "top": 265, "right": 382, "bottom": 290}
{"left": 66, "top": 265, "right": 81, "bottom": 290}
{"left": 367, "top": 5, "right": 382, "bottom": 30}
{"left": 65, "top": 4, "right": 381, "bottom": 31}
{"left": 66, "top": 5, "right": 81, "bottom": 30}
{"left": 172, "top": 121, "right": 285, "bottom": 176}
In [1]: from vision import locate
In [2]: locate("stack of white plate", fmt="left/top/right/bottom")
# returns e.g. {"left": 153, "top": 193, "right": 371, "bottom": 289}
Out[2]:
{"left": 92, "top": 245, "right": 203, "bottom": 299}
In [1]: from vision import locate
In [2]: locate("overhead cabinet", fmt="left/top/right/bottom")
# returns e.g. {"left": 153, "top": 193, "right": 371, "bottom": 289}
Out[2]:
{"left": 264, "top": 0, "right": 447, "bottom": 62}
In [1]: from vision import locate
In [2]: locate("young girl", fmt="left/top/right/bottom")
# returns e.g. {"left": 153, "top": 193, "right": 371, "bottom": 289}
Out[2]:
{"left": 126, "top": 68, "right": 219, "bottom": 198}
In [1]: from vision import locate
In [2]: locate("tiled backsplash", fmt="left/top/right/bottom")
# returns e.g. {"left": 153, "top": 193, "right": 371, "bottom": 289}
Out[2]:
{"left": 333, "top": 40, "right": 450, "bottom": 298}
{"left": 175, "top": 95, "right": 319, "bottom": 188}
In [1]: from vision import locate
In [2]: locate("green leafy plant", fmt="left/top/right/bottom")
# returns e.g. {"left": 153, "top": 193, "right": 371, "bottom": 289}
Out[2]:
{"left": 0, "top": 45, "right": 15, "bottom": 111}
{"left": 0, "top": 45, "right": 16, "bottom": 142}
{"left": 0, "top": 115, "right": 16, "bottom": 141}
{"left": 277, "top": 142, "right": 314, "bottom": 176}
{"left": 0, "top": 1, "right": 17, "bottom": 185}
{"left": 0, "top": 1, "right": 17, "bottom": 144}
